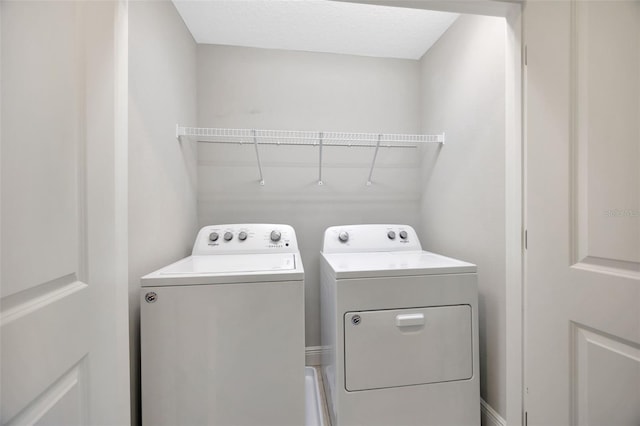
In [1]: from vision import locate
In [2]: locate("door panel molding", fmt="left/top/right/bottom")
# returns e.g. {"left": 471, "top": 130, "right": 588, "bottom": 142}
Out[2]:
{"left": 5, "top": 358, "right": 88, "bottom": 426}
{"left": 0, "top": 275, "right": 85, "bottom": 326}
{"left": 570, "top": 0, "right": 640, "bottom": 277}
{"left": 1, "top": 283, "right": 89, "bottom": 422}
{"left": 572, "top": 322, "right": 640, "bottom": 426}
{"left": 572, "top": 256, "right": 640, "bottom": 280}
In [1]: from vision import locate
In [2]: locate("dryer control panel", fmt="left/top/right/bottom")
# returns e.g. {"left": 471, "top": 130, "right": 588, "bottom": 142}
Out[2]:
{"left": 322, "top": 224, "right": 422, "bottom": 254}
{"left": 192, "top": 224, "right": 299, "bottom": 255}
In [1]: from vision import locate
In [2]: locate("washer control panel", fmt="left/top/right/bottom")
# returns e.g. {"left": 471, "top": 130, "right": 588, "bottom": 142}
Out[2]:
{"left": 192, "top": 224, "right": 299, "bottom": 255}
{"left": 322, "top": 224, "right": 421, "bottom": 254}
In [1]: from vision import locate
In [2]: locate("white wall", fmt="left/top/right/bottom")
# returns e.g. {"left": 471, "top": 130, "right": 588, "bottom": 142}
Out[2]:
{"left": 128, "top": 2, "right": 198, "bottom": 423}
{"left": 197, "top": 45, "right": 422, "bottom": 347}
{"left": 419, "top": 15, "right": 507, "bottom": 418}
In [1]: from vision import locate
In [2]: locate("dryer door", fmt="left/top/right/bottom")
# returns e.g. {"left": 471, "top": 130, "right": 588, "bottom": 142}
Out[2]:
{"left": 344, "top": 305, "right": 473, "bottom": 391}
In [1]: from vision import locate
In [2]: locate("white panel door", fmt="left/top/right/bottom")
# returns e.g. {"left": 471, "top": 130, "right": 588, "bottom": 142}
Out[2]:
{"left": 525, "top": 1, "right": 640, "bottom": 425}
{"left": 1, "top": 1, "right": 130, "bottom": 425}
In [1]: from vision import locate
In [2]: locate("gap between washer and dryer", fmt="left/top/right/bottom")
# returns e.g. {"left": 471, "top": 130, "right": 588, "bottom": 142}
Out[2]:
{"left": 305, "top": 366, "right": 330, "bottom": 426}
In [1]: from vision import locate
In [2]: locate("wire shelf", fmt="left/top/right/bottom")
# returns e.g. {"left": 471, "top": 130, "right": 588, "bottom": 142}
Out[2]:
{"left": 176, "top": 125, "right": 445, "bottom": 185}
{"left": 177, "top": 126, "right": 444, "bottom": 147}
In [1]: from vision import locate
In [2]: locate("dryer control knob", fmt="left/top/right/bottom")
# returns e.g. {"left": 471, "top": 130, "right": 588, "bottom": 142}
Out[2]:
{"left": 224, "top": 232, "right": 233, "bottom": 241}
{"left": 209, "top": 232, "right": 219, "bottom": 242}
{"left": 270, "top": 230, "right": 281, "bottom": 242}
{"left": 338, "top": 231, "right": 349, "bottom": 242}
{"left": 238, "top": 231, "right": 248, "bottom": 241}
{"left": 399, "top": 230, "right": 408, "bottom": 240}
{"left": 387, "top": 231, "right": 396, "bottom": 240}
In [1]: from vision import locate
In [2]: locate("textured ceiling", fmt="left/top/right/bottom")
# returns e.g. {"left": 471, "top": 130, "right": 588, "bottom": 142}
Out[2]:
{"left": 172, "top": 0, "right": 459, "bottom": 60}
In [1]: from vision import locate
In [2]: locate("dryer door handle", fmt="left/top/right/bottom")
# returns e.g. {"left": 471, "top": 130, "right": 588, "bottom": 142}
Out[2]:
{"left": 395, "top": 313, "right": 425, "bottom": 327}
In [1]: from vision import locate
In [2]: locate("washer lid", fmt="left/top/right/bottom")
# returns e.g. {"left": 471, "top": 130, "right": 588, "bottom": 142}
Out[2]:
{"left": 322, "top": 250, "right": 476, "bottom": 279}
{"left": 141, "top": 253, "right": 303, "bottom": 287}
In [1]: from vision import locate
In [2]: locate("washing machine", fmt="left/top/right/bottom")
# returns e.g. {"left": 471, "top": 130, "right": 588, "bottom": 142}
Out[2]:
{"left": 320, "top": 224, "right": 479, "bottom": 426}
{"left": 141, "top": 224, "right": 305, "bottom": 426}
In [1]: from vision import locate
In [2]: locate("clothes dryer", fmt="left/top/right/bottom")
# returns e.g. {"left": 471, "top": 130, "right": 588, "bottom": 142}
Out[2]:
{"left": 320, "top": 224, "right": 479, "bottom": 426}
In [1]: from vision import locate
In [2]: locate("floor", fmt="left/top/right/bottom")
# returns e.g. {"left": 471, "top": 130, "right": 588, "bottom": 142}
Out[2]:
{"left": 308, "top": 366, "right": 331, "bottom": 426}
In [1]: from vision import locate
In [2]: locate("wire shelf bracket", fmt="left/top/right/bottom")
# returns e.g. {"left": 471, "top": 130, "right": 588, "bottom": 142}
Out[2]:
{"left": 176, "top": 125, "right": 445, "bottom": 185}
{"left": 318, "top": 132, "right": 324, "bottom": 186}
{"left": 252, "top": 129, "right": 265, "bottom": 186}
{"left": 366, "top": 134, "right": 383, "bottom": 186}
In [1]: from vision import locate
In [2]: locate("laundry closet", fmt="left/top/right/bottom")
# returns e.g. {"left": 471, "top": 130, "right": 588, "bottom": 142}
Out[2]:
{"left": 128, "top": 1, "right": 509, "bottom": 424}
{"left": 7, "top": 0, "right": 640, "bottom": 425}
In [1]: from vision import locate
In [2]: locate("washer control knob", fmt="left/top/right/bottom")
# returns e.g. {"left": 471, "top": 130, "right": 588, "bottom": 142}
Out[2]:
{"left": 209, "top": 232, "right": 219, "bottom": 242}
{"left": 224, "top": 232, "right": 233, "bottom": 241}
{"left": 399, "top": 230, "right": 408, "bottom": 240}
{"left": 270, "top": 230, "right": 281, "bottom": 242}
{"left": 238, "top": 231, "right": 248, "bottom": 241}
{"left": 387, "top": 231, "right": 396, "bottom": 240}
{"left": 338, "top": 231, "right": 349, "bottom": 242}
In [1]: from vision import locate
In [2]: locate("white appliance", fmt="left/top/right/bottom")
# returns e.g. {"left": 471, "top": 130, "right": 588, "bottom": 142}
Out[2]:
{"left": 141, "top": 224, "right": 305, "bottom": 426}
{"left": 320, "top": 224, "right": 479, "bottom": 426}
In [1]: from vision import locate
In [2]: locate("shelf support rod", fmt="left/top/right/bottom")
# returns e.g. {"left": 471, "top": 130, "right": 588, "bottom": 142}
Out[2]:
{"left": 318, "top": 132, "right": 324, "bottom": 186}
{"left": 366, "top": 134, "right": 382, "bottom": 186}
{"left": 252, "top": 129, "right": 265, "bottom": 185}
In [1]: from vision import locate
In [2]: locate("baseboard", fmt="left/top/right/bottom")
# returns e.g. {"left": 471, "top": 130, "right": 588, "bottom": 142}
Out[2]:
{"left": 305, "top": 346, "right": 324, "bottom": 366}
{"left": 481, "top": 399, "right": 506, "bottom": 426}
